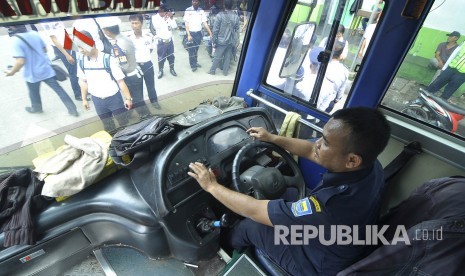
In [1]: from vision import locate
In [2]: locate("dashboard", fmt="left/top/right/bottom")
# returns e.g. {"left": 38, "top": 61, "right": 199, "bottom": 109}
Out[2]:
{"left": 162, "top": 109, "right": 274, "bottom": 209}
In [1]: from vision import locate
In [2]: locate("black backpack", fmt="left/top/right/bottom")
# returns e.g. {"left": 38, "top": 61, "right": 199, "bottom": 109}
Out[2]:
{"left": 109, "top": 116, "right": 175, "bottom": 169}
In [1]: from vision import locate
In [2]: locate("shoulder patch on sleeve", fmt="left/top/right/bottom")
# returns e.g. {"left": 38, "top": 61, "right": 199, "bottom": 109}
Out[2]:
{"left": 309, "top": 196, "right": 322, "bottom": 212}
{"left": 291, "top": 198, "right": 313, "bottom": 217}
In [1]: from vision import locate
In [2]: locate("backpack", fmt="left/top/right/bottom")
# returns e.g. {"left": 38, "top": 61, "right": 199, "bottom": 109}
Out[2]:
{"left": 109, "top": 116, "right": 175, "bottom": 169}
{"left": 216, "top": 11, "right": 239, "bottom": 46}
{"left": 78, "top": 53, "right": 116, "bottom": 83}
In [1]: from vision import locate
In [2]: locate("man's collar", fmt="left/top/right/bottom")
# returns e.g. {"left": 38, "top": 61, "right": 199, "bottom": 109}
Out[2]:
{"left": 322, "top": 165, "right": 373, "bottom": 187}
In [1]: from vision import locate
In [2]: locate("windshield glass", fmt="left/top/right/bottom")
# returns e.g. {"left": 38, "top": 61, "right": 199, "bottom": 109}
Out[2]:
{"left": 0, "top": 2, "right": 252, "bottom": 170}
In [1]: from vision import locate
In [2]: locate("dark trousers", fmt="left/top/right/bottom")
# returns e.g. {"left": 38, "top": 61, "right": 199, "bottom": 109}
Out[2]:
{"left": 157, "top": 40, "right": 175, "bottom": 70}
{"left": 91, "top": 93, "right": 128, "bottom": 131}
{"left": 139, "top": 61, "right": 158, "bottom": 103}
{"left": 26, "top": 77, "right": 77, "bottom": 113}
{"left": 187, "top": 31, "right": 203, "bottom": 69}
{"left": 124, "top": 74, "right": 150, "bottom": 117}
{"left": 228, "top": 218, "right": 299, "bottom": 276}
{"left": 427, "top": 66, "right": 465, "bottom": 100}
{"left": 209, "top": 44, "right": 233, "bottom": 76}
{"left": 53, "top": 46, "right": 80, "bottom": 98}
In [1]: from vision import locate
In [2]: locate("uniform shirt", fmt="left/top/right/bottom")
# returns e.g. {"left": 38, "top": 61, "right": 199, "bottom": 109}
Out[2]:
{"left": 114, "top": 34, "right": 137, "bottom": 74}
{"left": 317, "top": 60, "right": 348, "bottom": 111}
{"left": 151, "top": 13, "right": 177, "bottom": 40}
{"left": 318, "top": 37, "right": 349, "bottom": 60}
{"left": 268, "top": 161, "right": 384, "bottom": 275}
{"left": 127, "top": 30, "right": 154, "bottom": 63}
{"left": 77, "top": 53, "right": 125, "bottom": 98}
{"left": 12, "top": 31, "right": 55, "bottom": 83}
{"left": 362, "top": 23, "right": 377, "bottom": 56}
{"left": 183, "top": 6, "right": 208, "bottom": 32}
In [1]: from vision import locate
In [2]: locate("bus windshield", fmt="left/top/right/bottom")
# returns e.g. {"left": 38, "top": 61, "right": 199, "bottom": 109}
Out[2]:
{"left": 0, "top": 3, "right": 253, "bottom": 170}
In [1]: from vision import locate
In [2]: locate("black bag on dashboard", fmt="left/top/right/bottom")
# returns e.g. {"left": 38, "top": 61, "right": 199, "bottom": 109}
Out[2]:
{"left": 109, "top": 116, "right": 175, "bottom": 169}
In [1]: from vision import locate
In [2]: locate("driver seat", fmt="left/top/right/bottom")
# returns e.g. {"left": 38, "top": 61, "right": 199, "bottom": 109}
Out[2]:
{"left": 254, "top": 248, "right": 291, "bottom": 276}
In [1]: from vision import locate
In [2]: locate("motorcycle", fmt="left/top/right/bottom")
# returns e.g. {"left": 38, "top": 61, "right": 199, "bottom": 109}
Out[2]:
{"left": 401, "top": 88, "right": 465, "bottom": 133}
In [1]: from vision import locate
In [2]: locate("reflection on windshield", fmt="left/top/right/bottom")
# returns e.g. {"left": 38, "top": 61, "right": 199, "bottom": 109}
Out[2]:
{"left": 265, "top": 1, "right": 389, "bottom": 117}
{"left": 0, "top": 9, "right": 250, "bottom": 161}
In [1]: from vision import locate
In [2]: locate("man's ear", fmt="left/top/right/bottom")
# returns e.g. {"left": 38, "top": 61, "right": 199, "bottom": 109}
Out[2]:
{"left": 346, "top": 153, "right": 362, "bottom": 169}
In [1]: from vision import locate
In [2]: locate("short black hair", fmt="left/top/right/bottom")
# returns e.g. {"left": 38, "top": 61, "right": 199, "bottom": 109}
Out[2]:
{"left": 332, "top": 40, "right": 344, "bottom": 59}
{"left": 331, "top": 107, "right": 391, "bottom": 166}
{"left": 103, "top": 25, "right": 120, "bottom": 35}
{"left": 129, "top": 14, "right": 144, "bottom": 23}
{"left": 224, "top": 0, "right": 233, "bottom": 9}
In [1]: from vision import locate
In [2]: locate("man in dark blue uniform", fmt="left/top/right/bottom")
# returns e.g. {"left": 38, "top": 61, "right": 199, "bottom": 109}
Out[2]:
{"left": 188, "top": 107, "right": 391, "bottom": 275}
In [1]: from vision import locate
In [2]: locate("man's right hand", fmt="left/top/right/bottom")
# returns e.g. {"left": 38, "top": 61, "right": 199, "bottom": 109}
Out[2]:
{"left": 247, "top": 127, "right": 274, "bottom": 142}
{"left": 83, "top": 99, "right": 90, "bottom": 110}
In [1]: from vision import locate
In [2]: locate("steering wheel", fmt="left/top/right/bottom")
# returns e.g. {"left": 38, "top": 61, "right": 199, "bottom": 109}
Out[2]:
{"left": 232, "top": 141, "right": 306, "bottom": 200}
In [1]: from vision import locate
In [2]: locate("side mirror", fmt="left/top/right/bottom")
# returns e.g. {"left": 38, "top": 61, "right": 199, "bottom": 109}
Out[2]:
{"left": 279, "top": 22, "right": 316, "bottom": 78}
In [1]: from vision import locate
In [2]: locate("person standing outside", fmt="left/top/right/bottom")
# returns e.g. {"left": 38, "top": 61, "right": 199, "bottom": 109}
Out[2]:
{"left": 428, "top": 31, "right": 460, "bottom": 82}
{"left": 208, "top": 0, "right": 240, "bottom": 76}
{"left": 5, "top": 25, "right": 79, "bottom": 117}
{"left": 151, "top": 4, "right": 178, "bottom": 79}
{"left": 319, "top": 25, "right": 349, "bottom": 61}
{"left": 318, "top": 41, "right": 349, "bottom": 113}
{"left": 40, "top": 21, "right": 82, "bottom": 101}
{"left": 426, "top": 42, "right": 465, "bottom": 101}
{"left": 128, "top": 14, "right": 161, "bottom": 109}
{"left": 100, "top": 16, "right": 152, "bottom": 118}
{"left": 358, "top": 12, "right": 381, "bottom": 59}
{"left": 184, "top": 0, "right": 213, "bottom": 72}
{"left": 77, "top": 31, "right": 133, "bottom": 131}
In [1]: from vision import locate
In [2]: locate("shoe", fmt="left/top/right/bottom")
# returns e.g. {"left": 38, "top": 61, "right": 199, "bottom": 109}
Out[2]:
{"left": 75, "top": 96, "right": 82, "bottom": 101}
{"left": 158, "top": 70, "right": 163, "bottom": 79}
{"left": 86, "top": 95, "right": 92, "bottom": 101}
{"left": 152, "top": 102, "right": 161, "bottom": 109}
{"left": 69, "top": 110, "right": 79, "bottom": 117}
{"left": 192, "top": 67, "right": 197, "bottom": 72}
{"left": 195, "top": 63, "right": 202, "bottom": 68}
{"left": 170, "top": 68, "right": 177, "bottom": 76}
{"left": 208, "top": 71, "right": 215, "bottom": 75}
{"left": 25, "top": 107, "right": 43, "bottom": 114}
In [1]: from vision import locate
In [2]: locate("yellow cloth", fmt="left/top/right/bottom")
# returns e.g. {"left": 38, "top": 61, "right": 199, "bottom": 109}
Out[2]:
{"left": 279, "top": 112, "right": 302, "bottom": 138}
{"left": 279, "top": 112, "right": 302, "bottom": 161}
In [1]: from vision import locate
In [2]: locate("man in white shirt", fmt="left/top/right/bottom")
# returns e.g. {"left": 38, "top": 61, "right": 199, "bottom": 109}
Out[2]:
{"left": 183, "top": 0, "right": 212, "bottom": 72}
{"left": 128, "top": 14, "right": 160, "bottom": 109}
{"left": 358, "top": 12, "right": 381, "bottom": 59}
{"left": 77, "top": 31, "right": 133, "bottom": 131}
{"left": 151, "top": 4, "right": 178, "bottom": 79}
{"left": 318, "top": 41, "right": 348, "bottom": 112}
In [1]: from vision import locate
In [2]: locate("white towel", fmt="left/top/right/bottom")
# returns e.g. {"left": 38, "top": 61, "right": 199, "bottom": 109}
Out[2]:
{"left": 35, "top": 135, "right": 108, "bottom": 197}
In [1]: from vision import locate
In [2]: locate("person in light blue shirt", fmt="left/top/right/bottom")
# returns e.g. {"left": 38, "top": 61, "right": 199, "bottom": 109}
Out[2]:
{"left": 5, "top": 25, "right": 78, "bottom": 116}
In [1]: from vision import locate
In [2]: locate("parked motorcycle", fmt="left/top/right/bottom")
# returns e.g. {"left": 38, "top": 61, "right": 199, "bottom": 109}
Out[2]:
{"left": 401, "top": 88, "right": 465, "bottom": 133}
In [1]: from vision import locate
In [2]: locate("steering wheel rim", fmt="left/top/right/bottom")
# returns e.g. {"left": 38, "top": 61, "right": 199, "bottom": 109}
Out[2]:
{"left": 232, "top": 141, "right": 306, "bottom": 200}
